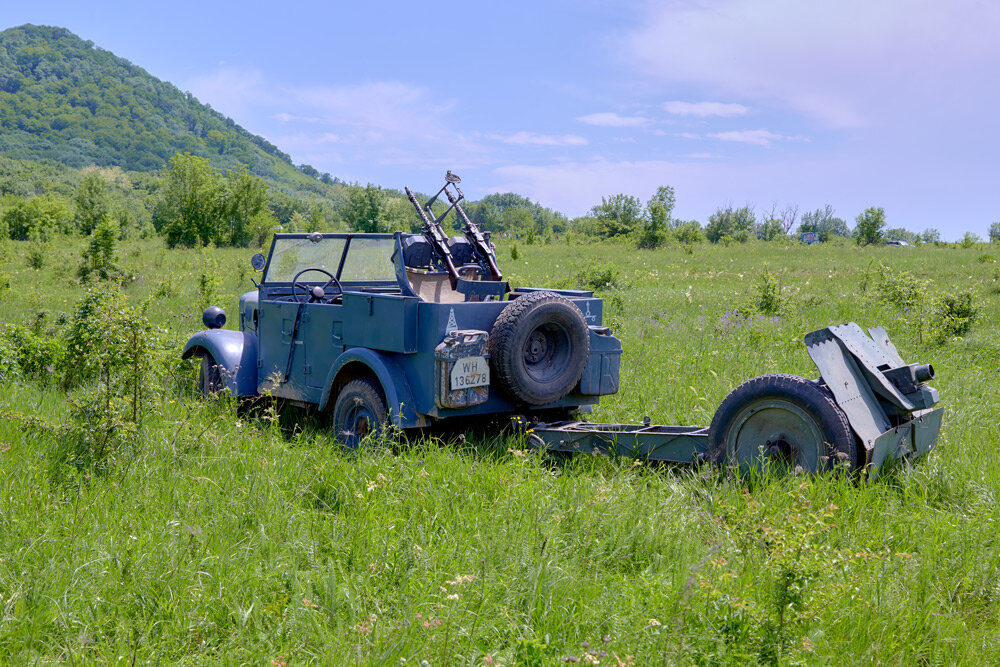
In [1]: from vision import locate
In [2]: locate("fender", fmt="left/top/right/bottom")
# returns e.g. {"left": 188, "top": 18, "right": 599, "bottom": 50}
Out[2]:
{"left": 181, "top": 330, "right": 259, "bottom": 397}
{"left": 319, "top": 348, "right": 427, "bottom": 429}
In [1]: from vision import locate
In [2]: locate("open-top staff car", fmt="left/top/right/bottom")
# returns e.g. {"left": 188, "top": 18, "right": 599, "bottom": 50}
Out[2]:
{"left": 182, "top": 174, "right": 622, "bottom": 448}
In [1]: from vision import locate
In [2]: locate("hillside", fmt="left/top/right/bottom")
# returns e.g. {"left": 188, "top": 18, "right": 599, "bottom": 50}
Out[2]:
{"left": 0, "top": 24, "right": 337, "bottom": 198}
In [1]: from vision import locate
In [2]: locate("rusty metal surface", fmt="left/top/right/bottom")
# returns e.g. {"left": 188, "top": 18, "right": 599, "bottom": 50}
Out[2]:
{"left": 435, "top": 329, "right": 490, "bottom": 408}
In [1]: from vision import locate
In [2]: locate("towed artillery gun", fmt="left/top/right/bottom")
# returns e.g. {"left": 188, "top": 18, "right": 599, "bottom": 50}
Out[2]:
{"left": 182, "top": 173, "right": 942, "bottom": 477}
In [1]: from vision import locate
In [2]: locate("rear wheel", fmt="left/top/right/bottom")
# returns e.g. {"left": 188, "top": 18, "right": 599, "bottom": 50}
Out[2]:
{"left": 708, "top": 374, "right": 859, "bottom": 474}
{"left": 332, "top": 377, "right": 388, "bottom": 449}
{"left": 198, "top": 353, "right": 223, "bottom": 396}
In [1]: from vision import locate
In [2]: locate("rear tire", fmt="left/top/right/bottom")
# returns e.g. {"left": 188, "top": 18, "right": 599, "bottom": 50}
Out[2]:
{"left": 488, "top": 291, "right": 590, "bottom": 406}
{"left": 708, "top": 373, "right": 859, "bottom": 474}
{"left": 332, "top": 377, "right": 388, "bottom": 450}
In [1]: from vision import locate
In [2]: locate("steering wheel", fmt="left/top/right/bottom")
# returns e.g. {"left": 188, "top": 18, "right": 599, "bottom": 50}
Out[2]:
{"left": 291, "top": 267, "right": 342, "bottom": 303}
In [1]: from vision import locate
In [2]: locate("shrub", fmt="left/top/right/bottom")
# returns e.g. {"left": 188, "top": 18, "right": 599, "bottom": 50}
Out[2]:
{"left": 1, "top": 323, "right": 61, "bottom": 381}
{"left": 737, "top": 269, "right": 784, "bottom": 317}
{"left": 861, "top": 261, "right": 928, "bottom": 312}
{"left": 78, "top": 217, "right": 123, "bottom": 282}
{"left": 929, "top": 289, "right": 978, "bottom": 343}
{"left": 59, "top": 285, "right": 151, "bottom": 396}
{"left": 960, "top": 232, "right": 982, "bottom": 248}
{"left": 575, "top": 262, "right": 625, "bottom": 291}
{"left": 197, "top": 258, "right": 223, "bottom": 310}
{"left": 0, "top": 334, "right": 21, "bottom": 383}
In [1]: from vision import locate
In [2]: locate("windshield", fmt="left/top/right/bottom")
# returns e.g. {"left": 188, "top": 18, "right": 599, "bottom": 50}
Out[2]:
{"left": 265, "top": 237, "right": 347, "bottom": 283}
{"left": 263, "top": 235, "right": 397, "bottom": 283}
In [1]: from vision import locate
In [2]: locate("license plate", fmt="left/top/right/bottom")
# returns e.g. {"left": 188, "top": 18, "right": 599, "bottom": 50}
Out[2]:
{"left": 451, "top": 356, "right": 490, "bottom": 389}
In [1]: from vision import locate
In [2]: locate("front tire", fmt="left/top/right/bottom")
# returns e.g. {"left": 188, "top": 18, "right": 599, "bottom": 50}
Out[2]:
{"left": 708, "top": 374, "right": 859, "bottom": 474}
{"left": 331, "top": 377, "right": 388, "bottom": 449}
{"left": 198, "top": 353, "right": 223, "bottom": 396}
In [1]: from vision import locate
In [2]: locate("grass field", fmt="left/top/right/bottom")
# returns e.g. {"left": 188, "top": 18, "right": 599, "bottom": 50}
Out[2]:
{"left": 1, "top": 236, "right": 999, "bottom": 664}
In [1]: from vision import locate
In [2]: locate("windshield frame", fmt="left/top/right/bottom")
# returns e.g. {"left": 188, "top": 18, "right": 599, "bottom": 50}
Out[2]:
{"left": 261, "top": 232, "right": 399, "bottom": 286}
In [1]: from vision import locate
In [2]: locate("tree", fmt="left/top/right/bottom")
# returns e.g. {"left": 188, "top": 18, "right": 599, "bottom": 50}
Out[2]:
{"left": 798, "top": 205, "right": 849, "bottom": 242}
{"left": 705, "top": 205, "right": 755, "bottom": 243}
{"left": 77, "top": 217, "right": 121, "bottom": 282}
{"left": 74, "top": 171, "right": 112, "bottom": 235}
{"left": 853, "top": 207, "right": 887, "bottom": 246}
{"left": 674, "top": 221, "right": 705, "bottom": 244}
{"left": 989, "top": 222, "right": 1000, "bottom": 243}
{"left": 217, "top": 166, "right": 269, "bottom": 247}
{"left": 3, "top": 194, "right": 73, "bottom": 241}
{"left": 153, "top": 153, "right": 221, "bottom": 247}
{"left": 884, "top": 227, "right": 919, "bottom": 244}
{"left": 758, "top": 218, "right": 785, "bottom": 241}
{"left": 342, "top": 183, "right": 387, "bottom": 233}
{"left": 920, "top": 228, "right": 941, "bottom": 244}
{"left": 589, "top": 194, "right": 644, "bottom": 238}
{"left": 637, "top": 185, "right": 676, "bottom": 249}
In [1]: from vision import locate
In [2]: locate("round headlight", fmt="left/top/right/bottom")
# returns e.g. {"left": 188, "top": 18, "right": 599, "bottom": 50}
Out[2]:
{"left": 203, "top": 306, "right": 226, "bottom": 330}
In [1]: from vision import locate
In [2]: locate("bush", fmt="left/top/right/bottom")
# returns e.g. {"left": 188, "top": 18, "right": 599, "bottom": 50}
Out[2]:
{"left": 1, "top": 323, "right": 61, "bottom": 381}
{"left": 575, "top": 262, "right": 625, "bottom": 291}
{"left": 59, "top": 285, "right": 151, "bottom": 394}
{"left": 737, "top": 269, "right": 784, "bottom": 317}
{"left": 861, "top": 261, "right": 928, "bottom": 312}
{"left": 78, "top": 217, "right": 123, "bottom": 282}
{"left": 929, "top": 290, "right": 978, "bottom": 343}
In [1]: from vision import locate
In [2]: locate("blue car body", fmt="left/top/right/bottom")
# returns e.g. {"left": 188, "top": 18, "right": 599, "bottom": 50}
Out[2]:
{"left": 182, "top": 232, "right": 622, "bottom": 431}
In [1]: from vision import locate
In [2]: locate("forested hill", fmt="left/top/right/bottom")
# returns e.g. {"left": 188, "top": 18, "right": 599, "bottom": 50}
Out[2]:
{"left": 0, "top": 24, "right": 334, "bottom": 195}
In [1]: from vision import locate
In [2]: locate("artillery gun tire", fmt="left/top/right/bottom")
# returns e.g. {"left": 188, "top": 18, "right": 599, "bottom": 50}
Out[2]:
{"left": 488, "top": 291, "right": 590, "bottom": 406}
{"left": 708, "top": 374, "right": 859, "bottom": 474}
{"left": 332, "top": 377, "right": 388, "bottom": 450}
{"left": 198, "top": 353, "right": 223, "bottom": 396}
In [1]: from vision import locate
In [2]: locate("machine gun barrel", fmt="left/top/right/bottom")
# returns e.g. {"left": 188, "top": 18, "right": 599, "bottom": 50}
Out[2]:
{"left": 444, "top": 186, "right": 503, "bottom": 282}
{"left": 405, "top": 186, "right": 461, "bottom": 289}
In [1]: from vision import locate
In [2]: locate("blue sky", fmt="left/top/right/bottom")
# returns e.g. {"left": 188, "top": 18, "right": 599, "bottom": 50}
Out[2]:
{"left": 7, "top": 0, "right": 1000, "bottom": 238}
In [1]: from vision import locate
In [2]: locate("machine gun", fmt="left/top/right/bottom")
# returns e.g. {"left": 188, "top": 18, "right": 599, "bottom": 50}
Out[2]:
{"left": 405, "top": 172, "right": 508, "bottom": 297}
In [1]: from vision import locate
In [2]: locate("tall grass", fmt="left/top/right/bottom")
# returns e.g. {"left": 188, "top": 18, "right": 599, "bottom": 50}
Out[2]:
{"left": 1, "top": 237, "right": 999, "bottom": 662}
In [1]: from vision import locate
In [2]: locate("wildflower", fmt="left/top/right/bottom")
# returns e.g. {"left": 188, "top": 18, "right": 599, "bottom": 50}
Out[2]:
{"left": 648, "top": 618, "right": 661, "bottom": 627}
{"left": 446, "top": 593, "right": 460, "bottom": 601}
{"left": 483, "top": 656, "right": 495, "bottom": 664}
{"left": 303, "top": 598, "right": 318, "bottom": 608}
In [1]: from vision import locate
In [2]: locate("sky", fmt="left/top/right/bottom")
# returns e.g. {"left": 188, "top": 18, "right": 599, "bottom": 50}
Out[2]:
{"left": 5, "top": 0, "right": 1000, "bottom": 239}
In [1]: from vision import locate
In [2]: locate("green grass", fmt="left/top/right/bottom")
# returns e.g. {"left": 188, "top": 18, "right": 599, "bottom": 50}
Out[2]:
{"left": 1, "top": 236, "right": 1000, "bottom": 663}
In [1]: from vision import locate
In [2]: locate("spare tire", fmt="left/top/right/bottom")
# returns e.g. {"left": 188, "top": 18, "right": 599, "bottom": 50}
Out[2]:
{"left": 488, "top": 291, "right": 590, "bottom": 405}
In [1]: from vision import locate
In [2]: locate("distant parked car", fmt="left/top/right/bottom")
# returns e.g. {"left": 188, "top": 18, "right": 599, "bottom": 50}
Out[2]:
{"left": 885, "top": 240, "right": 910, "bottom": 247}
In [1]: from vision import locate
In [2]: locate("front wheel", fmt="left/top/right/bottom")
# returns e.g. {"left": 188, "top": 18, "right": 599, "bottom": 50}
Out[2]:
{"left": 198, "top": 353, "right": 223, "bottom": 396}
{"left": 331, "top": 377, "right": 388, "bottom": 449}
{"left": 708, "top": 374, "right": 859, "bottom": 474}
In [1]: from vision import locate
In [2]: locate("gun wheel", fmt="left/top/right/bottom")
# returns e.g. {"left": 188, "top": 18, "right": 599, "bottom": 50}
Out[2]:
{"left": 708, "top": 374, "right": 859, "bottom": 475}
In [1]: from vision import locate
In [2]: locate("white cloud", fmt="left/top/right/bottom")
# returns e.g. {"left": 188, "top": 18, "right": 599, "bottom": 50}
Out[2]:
{"left": 187, "top": 66, "right": 270, "bottom": 117}
{"left": 488, "top": 132, "right": 589, "bottom": 147}
{"left": 708, "top": 129, "right": 785, "bottom": 147}
{"left": 627, "top": 0, "right": 1000, "bottom": 127}
{"left": 662, "top": 101, "right": 748, "bottom": 117}
{"left": 576, "top": 112, "right": 648, "bottom": 127}
{"left": 491, "top": 159, "right": 700, "bottom": 215}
